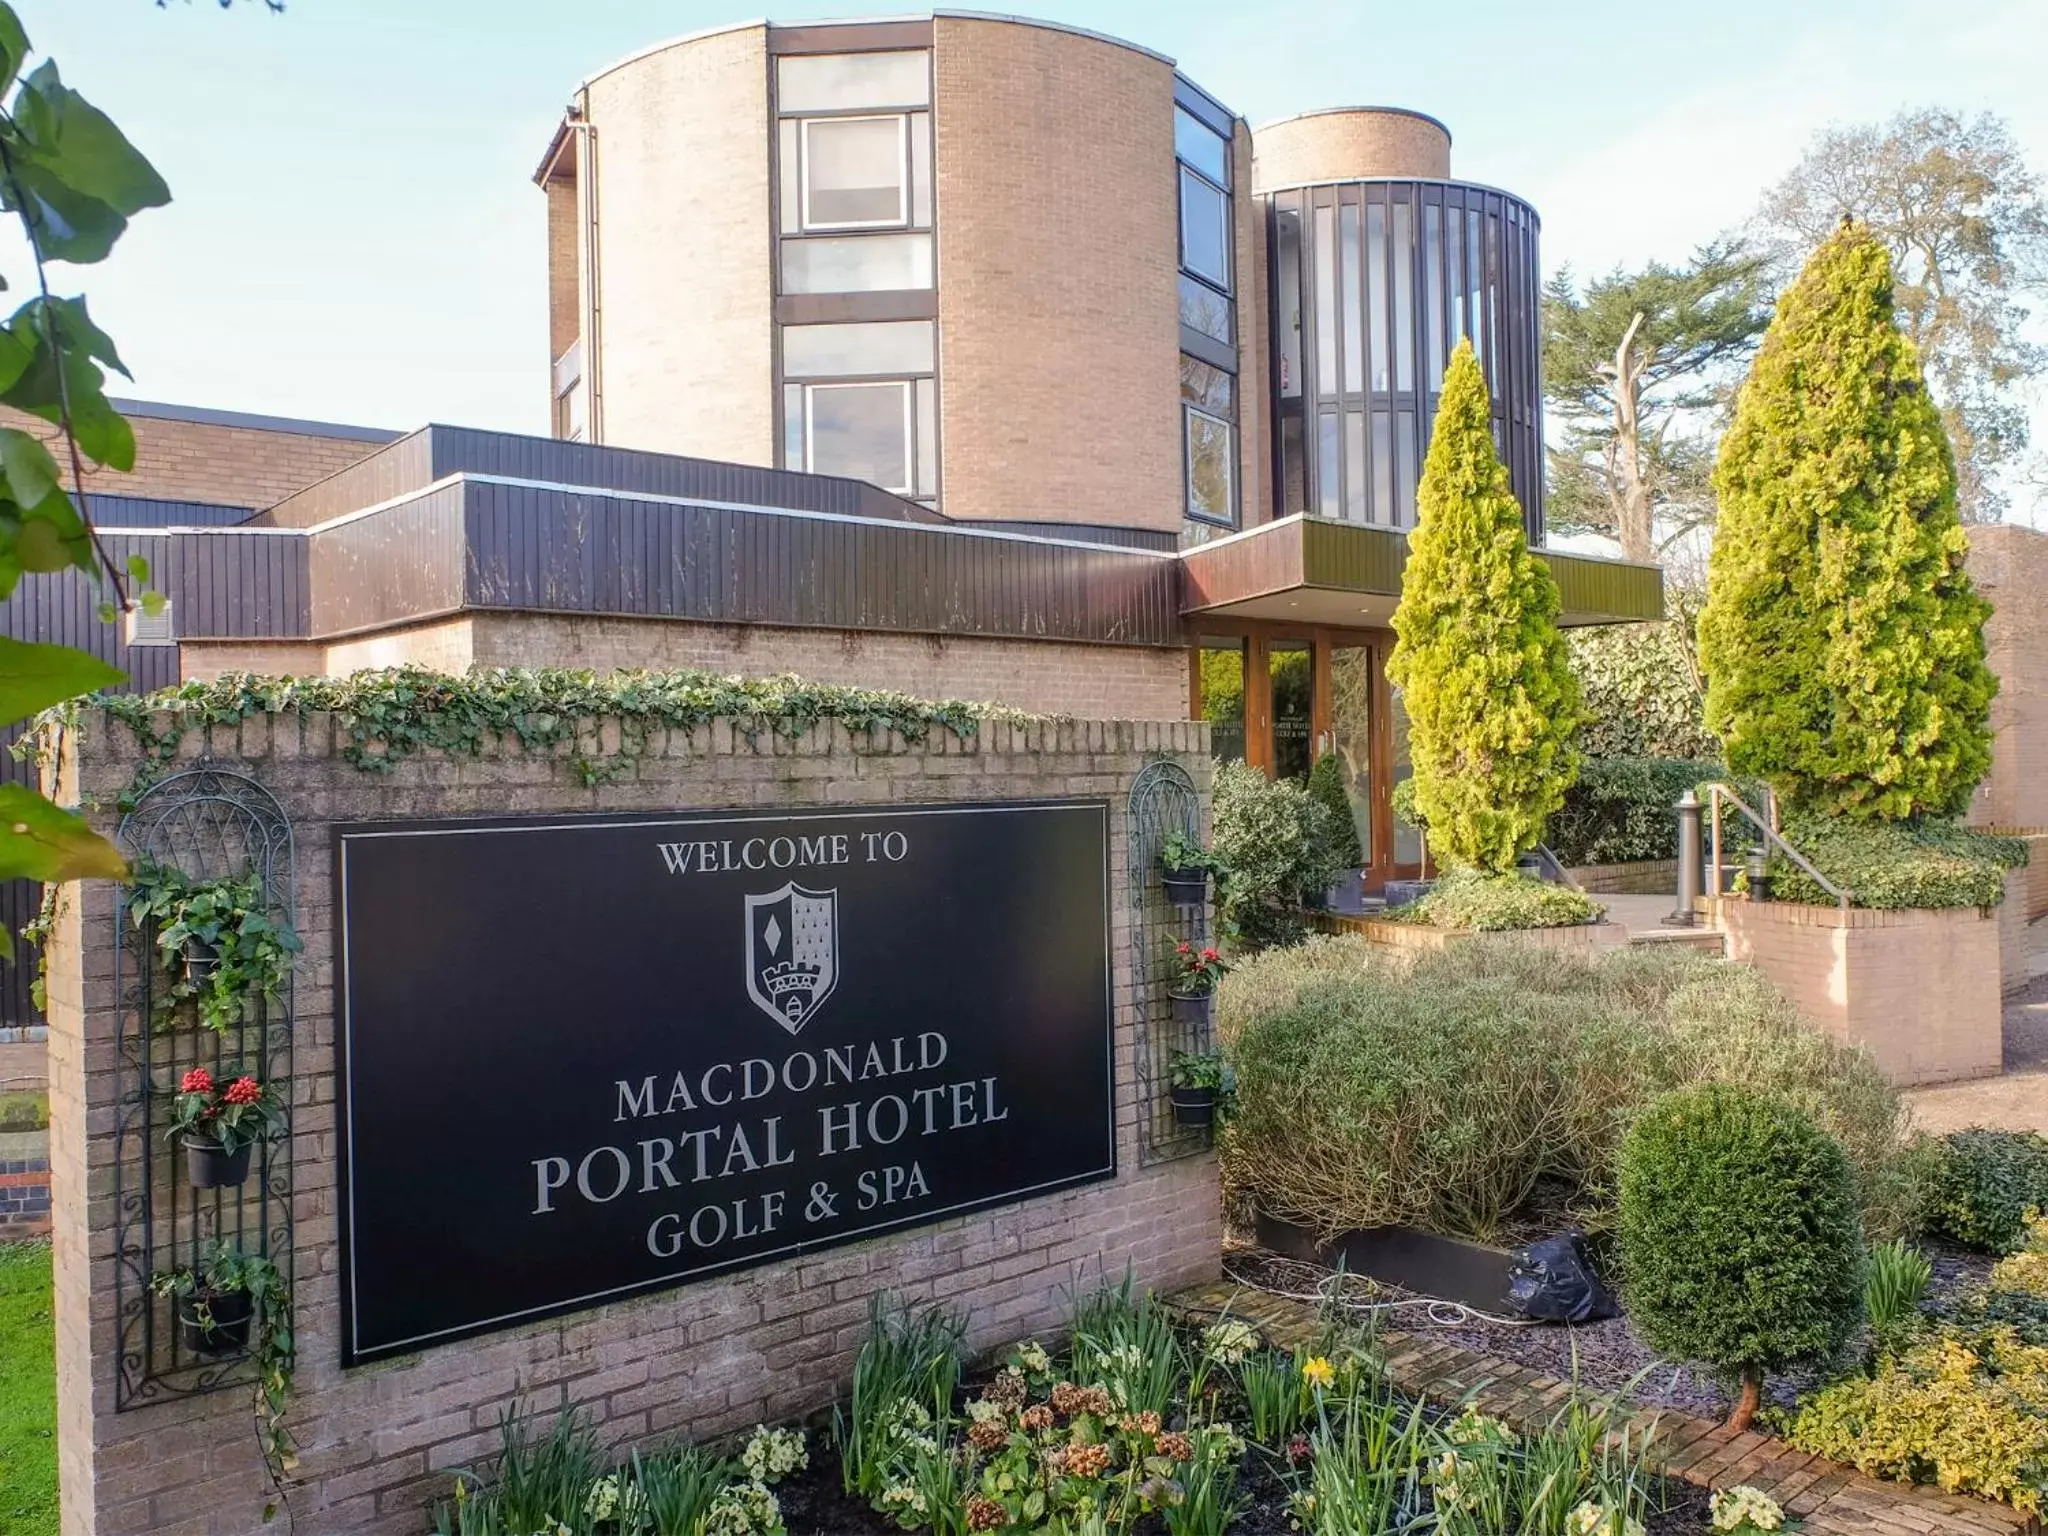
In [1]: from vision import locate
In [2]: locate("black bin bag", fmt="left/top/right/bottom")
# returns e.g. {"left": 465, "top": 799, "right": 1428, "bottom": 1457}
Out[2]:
{"left": 1504, "top": 1233, "right": 1618, "bottom": 1323}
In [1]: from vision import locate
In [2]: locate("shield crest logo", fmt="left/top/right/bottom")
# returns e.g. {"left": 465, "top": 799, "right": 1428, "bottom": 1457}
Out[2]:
{"left": 744, "top": 883, "right": 840, "bottom": 1034}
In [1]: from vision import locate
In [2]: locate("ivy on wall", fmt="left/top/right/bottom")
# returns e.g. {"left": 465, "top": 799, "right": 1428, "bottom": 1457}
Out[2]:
{"left": 21, "top": 665, "right": 1042, "bottom": 803}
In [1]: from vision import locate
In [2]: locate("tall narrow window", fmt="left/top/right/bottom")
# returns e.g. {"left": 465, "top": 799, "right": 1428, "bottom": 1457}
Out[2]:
{"left": 1277, "top": 207, "right": 1302, "bottom": 398}
{"left": 1446, "top": 205, "right": 1466, "bottom": 350}
{"left": 1317, "top": 411, "right": 1340, "bottom": 519}
{"left": 1392, "top": 198, "right": 1415, "bottom": 393}
{"left": 1366, "top": 202, "right": 1389, "bottom": 393}
{"left": 1174, "top": 91, "right": 1236, "bottom": 526}
{"left": 1314, "top": 204, "right": 1337, "bottom": 396}
{"left": 1339, "top": 202, "right": 1363, "bottom": 394}
{"left": 1343, "top": 410, "right": 1365, "bottom": 523}
{"left": 1424, "top": 202, "right": 1445, "bottom": 385}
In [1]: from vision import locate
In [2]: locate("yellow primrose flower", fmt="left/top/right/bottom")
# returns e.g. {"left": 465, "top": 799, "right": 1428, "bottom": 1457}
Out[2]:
{"left": 1300, "top": 1355, "right": 1336, "bottom": 1389}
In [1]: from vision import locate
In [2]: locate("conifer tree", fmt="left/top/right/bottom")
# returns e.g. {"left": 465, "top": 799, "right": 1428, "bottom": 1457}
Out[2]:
{"left": 1388, "top": 340, "right": 1581, "bottom": 871}
{"left": 1698, "top": 221, "right": 1996, "bottom": 820}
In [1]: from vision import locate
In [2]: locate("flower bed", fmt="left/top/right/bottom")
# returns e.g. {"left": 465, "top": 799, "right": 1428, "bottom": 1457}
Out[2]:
{"left": 432, "top": 1283, "right": 1711, "bottom": 1535}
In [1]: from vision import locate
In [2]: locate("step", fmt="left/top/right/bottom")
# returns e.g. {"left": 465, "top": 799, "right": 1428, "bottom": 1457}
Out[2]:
{"left": 1626, "top": 926, "right": 1727, "bottom": 955}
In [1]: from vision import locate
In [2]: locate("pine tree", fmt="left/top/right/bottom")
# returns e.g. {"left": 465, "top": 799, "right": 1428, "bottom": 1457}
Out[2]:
{"left": 1388, "top": 339, "right": 1581, "bottom": 872}
{"left": 1698, "top": 221, "right": 1996, "bottom": 821}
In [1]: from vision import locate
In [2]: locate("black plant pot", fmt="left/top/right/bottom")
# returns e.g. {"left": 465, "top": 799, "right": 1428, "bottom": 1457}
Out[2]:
{"left": 183, "top": 939, "right": 219, "bottom": 985}
{"left": 1170, "top": 1085, "right": 1216, "bottom": 1128}
{"left": 182, "top": 1136, "right": 252, "bottom": 1190}
{"left": 1383, "top": 878, "right": 1435, "bottom": 908}
{"left": 1168, "top": 989, "right": 1212, "bottom": 1026}
{"left": 1161, "top": 866, "right": 1209, "bottom": 906}
{"left": 177, "top": 1287, "right": 253, "bottom": 1355}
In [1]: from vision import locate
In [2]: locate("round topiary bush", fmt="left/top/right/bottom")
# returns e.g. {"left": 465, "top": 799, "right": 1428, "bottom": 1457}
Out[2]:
{"left": 1617, "top": 1083, "right": 1865, "bottom": 1429}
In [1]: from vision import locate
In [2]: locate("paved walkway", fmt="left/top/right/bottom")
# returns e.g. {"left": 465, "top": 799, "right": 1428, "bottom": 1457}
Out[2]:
{"left": 1173, "top": 1281, "right": 2040, "bottom": 1536}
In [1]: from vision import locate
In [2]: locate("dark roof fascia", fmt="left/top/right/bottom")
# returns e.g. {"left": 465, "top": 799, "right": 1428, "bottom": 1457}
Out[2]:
{"left": 108, "top": 397, "right": 401, "bottom": 445}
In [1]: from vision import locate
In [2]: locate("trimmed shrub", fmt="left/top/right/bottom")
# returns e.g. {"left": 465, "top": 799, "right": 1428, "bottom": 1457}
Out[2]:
{"left": 1305, "top": 751, "right": 1363, "bottom": 870}
{"left": 1782, "top": 1328, "right": 2048, "bottom": 1515}
{"left": 1921, "top": 1129, "right": 2048, "bottom": 1255}
{"left": 1569, "top": 616, "right": 1718, "bottom": 762}
{"left": 1546, "top": 756, "right": 1724, "bottom": 866}
{"left": 1390, "top": 868, "right": 1603, "bottom": 931}
{"left": 1220, "top": 939, "right": 1910, "bottom": 1246}
{"left": 1211, "top": 761, "right": 1345, "bottom": 950}
{"left": 1617, "top": 1084, "right": 1865, "bottom": 1428}
{"left": 1768, "top": 814, "right": 2028, "bottom": 910}
{"left": 1698, "top": 221, "right": 1996, "bottom": 822}
{"left": 1388, "top": 340, "right": 1582, "bottom": 872}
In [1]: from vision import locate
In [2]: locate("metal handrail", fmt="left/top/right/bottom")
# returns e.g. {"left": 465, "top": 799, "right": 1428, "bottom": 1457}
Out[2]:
{"left": 1704, "top": 782, "right": 1850, "bottom": 912}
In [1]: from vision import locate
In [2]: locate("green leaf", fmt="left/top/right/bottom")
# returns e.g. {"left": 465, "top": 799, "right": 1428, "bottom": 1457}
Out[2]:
{"left": 0, "top": 635, "right": 122, "bottom": 726}
{"left": 0, "top": 5, "right": 29, "bottom": 101}
{"left": 93, "top": 598, "right": 114, "bottom": 623}
{"left": 0, "top": 61, "right": 168, "bottom": 265}
{"left": 0, "top": 297, "right": 135, "bottom": 470}
{"left": 124, "top": 551, "right": 149, "bottom": 585}
{"left": 139, "top": 589, "right": 166, "bottom": 617}
{"left": 0, "top": 782, "right": 127, "bottom": 883}
{"left": 0, "top": 425, "right": 59, "bottom": 509}
{"left": 13, "top": 483, "right": 93, "bottom": 576}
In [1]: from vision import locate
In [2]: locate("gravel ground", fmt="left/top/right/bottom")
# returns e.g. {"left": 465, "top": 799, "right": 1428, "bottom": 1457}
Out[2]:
{"left": 1225, "top": 1240, "right": 1998, "bottom": 1422}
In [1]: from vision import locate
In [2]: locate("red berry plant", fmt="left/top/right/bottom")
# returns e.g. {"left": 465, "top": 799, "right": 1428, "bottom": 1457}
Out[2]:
{"left": 1169, "top": 940, "right": 1228, "bottom": 998}
{"left": 168, "top": 1066, "right": 283, "bottom": 1154}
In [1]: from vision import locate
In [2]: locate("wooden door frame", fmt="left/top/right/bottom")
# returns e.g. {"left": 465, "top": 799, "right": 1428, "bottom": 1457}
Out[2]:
{"left": 1188, "top": 619, "right": 1411, "bottom": 890}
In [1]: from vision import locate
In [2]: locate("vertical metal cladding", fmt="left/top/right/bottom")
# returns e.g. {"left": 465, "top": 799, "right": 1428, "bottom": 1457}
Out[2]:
{"left": 1263, "top": 179, "right": 1544, "bottom": 542}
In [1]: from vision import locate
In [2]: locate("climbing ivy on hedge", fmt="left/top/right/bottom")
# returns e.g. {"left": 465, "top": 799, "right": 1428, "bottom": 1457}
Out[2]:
{"left": 1698, "top": 221, "right": 1996, "bottom": 821}
{"left": 1388, "top": 339, "right": 1582, "bottom": 872}
{"left": 31, "top": 666, "right": 1034, "bottom": 804}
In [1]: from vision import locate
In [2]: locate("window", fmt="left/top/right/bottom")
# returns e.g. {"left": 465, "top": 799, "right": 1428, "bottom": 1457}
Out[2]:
{"left": 781, "top": 233, "right": 932, "bottom": 294}
{"left": 1179, "top": 167, "right": 1230, "bottom": 290}
{"left": 782, "top": 320, "right": 934, "bottom": 378}
{"left": 781, "top": 322, "right": 938, "bottom": 500}
{"left": 777, "top": 51, "right": 929, "bottom": 112}
{"left": 805, "top": 382, "right": 912, "bottom": 492}
{"left": 1185, "top": 407, "right": 1234, "bottom": 524}
{"left": 802, "top": 116, "right": 907, "bottom": 229}
{"left": 1179, "top": 274, "right": 1231, "bottom": 343}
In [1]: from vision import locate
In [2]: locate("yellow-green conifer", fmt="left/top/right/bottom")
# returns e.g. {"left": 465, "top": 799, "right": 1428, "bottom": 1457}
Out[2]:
{"left": 1388, "top": 340, "right": 1581, "bottom": 871}
{"left": 1699, "top": 221, "right": 1995, "bottom": 820}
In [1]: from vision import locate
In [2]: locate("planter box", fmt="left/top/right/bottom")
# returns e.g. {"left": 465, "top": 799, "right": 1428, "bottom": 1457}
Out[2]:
{"left": 1253, "top": 1212, "right": 1514, "bottom": 1314}
{"left": 1564, "top": 858, "right": 1678, "bottom": 896}
{"left": 1320, "top": 913, "right": 1627, "bottom": 954}
{"left": 1713, "top": 896, "right": 2004, "bottom": 1086}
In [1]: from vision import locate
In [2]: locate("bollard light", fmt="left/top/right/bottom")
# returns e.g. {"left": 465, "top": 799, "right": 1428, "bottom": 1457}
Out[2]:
{"left": 1668, "top": 790, "right": 1702, "bottom": 928}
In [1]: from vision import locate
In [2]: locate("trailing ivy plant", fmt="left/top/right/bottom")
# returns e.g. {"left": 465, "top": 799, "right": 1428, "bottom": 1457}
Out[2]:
{"left": 149, "top": 1239, "right": 297, "bottom": 1507}
{"left": 49, "top": 665, "right": 1035, "bottom": 805}
{"left": 126, "top": 862, "right": 300, "bottom": 1034}
{"left": 0, "top": 4, "right": 187, "bottom": 944}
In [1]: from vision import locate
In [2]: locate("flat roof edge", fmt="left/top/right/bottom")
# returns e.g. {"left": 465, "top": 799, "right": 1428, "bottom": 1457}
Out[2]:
{"left": 108, "top": 397, "right": 402, "bottom": 444}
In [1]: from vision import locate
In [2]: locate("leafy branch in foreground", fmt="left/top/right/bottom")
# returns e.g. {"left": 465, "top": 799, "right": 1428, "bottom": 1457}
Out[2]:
{"left": 0, "top": 1, "right": 180, "bottom": 936}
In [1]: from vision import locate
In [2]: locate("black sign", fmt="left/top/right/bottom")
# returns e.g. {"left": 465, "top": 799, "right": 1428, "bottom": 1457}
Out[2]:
{"left": 334, "top": 799, "right": 1115, "bottom": 1365}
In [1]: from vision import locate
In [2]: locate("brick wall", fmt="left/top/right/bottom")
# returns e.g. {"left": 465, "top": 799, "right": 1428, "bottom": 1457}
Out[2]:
{"left": 181, "top": 614, "right": 1195, "bottom": 723}
{"left": 0, "top": 1129, "right": 49, "bottom": 1235}
{"left": 933, "top": 16, "right": 1182, "bottom": 530}
{"left": 582, "top": 26, "right": 773, "bottom": 463}
{"left": 1714, "top": 896, "right": 2004, "bottom": 1086}
{"left": 1251, "top": 108, "right": 1452, "bottom": 192}
{"left": 2, "top": 405, "right": 388, "bottom": 512}
{"left": 1565, "top": 859, "right": 1679, "bottom": 896}
{"left": 1966, "top": 523, "right": 2048, "bottom": 832}
{"left": 44, "top": 706, "right": 1220, "bottom": 1535}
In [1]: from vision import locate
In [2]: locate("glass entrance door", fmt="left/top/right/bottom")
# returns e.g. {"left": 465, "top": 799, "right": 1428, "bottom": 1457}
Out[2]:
{"left": 1269, "top": 642, "right": 1314, "bottom": 781}
{"left": 1328, "top": 644, "right": 1374, "bottom": 872}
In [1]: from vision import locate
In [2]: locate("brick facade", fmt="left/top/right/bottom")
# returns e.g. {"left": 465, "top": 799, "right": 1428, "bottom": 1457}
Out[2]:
{"left": 1966, "top": 523, "right": 2048, "bottom": 833}
{"left": 182, "top": 613, "right": 1194, "bottom": 722}
{"left": 1250, "top": 107, "right": 1452, "bottom": 192}
{"left": 2, "top": 404, "right": 390, "bottom": 513}
{"left": 1713, "top": 894, "right": 2007, "bottom": 1086}
{"left": 43, "top": 706, "right": 1221, "bottom": 1535}
{"left": 933, "top": 16, "right": 1185, "bottom": 532}
{"left": 580, "top": 25, "right": 774, "bottom": 464}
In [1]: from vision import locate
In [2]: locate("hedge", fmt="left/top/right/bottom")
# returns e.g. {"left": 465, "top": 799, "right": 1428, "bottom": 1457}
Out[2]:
{"left": 1389, "top": 868, "right": 1604, "bottom": 931}
{"left": 1770, "top": 814, "right": 2029, "bottom": 910}
{"left": 1546, "top": 756, "right": 1724, "bottom": 867}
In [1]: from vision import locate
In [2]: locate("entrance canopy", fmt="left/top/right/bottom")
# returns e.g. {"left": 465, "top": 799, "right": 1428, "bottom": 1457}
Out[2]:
{"left": 1179, "top": 514, "right": 1664, "bottom": 627}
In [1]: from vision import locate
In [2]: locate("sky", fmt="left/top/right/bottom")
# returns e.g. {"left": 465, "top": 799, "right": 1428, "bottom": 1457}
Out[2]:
{"left": 19, "top": 0, "right": 2048, "bottom": 480}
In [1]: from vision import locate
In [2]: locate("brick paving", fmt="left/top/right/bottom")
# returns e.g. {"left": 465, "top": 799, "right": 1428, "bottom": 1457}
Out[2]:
{"left": 1172, "top": 1281, "right": 2041, "bottom": 1536}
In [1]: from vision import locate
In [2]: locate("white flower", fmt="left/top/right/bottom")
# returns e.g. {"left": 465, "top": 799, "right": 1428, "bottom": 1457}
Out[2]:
{"left": 1202, "top": 1319, "right": 1260, "bottom": 1367}
{"left": 1711, "top": 1485, "right": 1785, "bottom": 1532}
{"left": 740, "top": 1425, "right": 807, "bottom": 1484}
{"left": 1569, "top": 1502, "right": 1646, "bottom": 1536}
{"left": 1015, "top": 1340, "right": 1052, "bottom": 1375}
{"left": 704, "top": 1480, "right": 783, "bottom": 1536}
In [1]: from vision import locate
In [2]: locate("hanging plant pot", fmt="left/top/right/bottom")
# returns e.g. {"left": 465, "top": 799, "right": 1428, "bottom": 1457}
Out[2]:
{"left": 1168, "top": 988, "right": 1213, "bottom": 1026}
{"left": 182, "top": 1136, "right": 253, "bottom": 1190}
{"left": 183, "top": 938, "right": 220, "bottom": 985}
{"left": 1169, "top": 1085, "right": 1216, "bottom": 1128}
{"left": 176, "top": 1287, "right": 253, "bottom": 1355}
{"left": 1161, "top": 865, "right": 1209, "bottom": 906}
